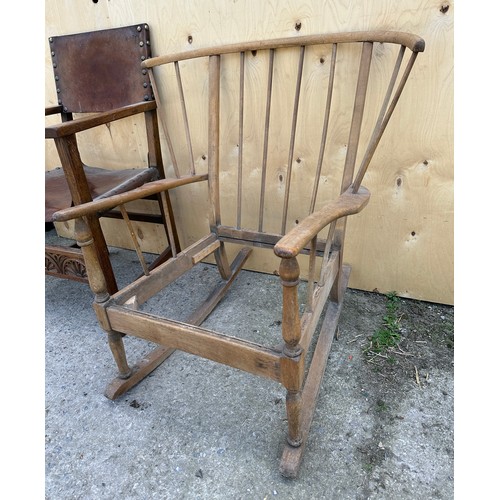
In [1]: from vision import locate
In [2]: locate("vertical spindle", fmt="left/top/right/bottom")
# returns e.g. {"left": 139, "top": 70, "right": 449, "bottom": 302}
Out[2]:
{"left": 281, "top": 45, "right": 305, "bottom": 234}
{"left": 341, "top": 42, "right": 373, "bottom": 192}
{"left": 310, "top": 43, "right": 337, "bottom": 214}
{"left": 352, "top": 48, "right": 418, "bottom": 192}
{"left": 258, "top": 48, "right": 275, "bottom": 232}
{"left": 208, "top": 54, "right": 231, "bottom": 278}
{"left": 237, "top": 51, "right": 245, "bottom": 229}
{"left": 148, "top": 69, "right": 180, "bottom": 177}
{"left": 175, "top": 61, "right": 196, "bottom": 175}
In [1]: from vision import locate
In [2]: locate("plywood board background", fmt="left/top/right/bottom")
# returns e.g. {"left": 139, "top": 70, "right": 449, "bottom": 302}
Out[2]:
{"left": 45, "top": 0, "right": 454, "bottom": 304}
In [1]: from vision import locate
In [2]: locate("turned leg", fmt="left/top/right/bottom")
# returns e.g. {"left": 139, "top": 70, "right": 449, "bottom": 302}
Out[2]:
{"left": 279, "top": 257, "right": 305, "bottom": 448}
{"left": 107, "top": 331, "right": 132, "bottom": 379}
{"left": 74, "top": 217, "right": 132, "bottom": 379}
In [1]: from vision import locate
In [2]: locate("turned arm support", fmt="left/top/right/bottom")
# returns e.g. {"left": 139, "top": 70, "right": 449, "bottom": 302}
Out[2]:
{"left": 52, "top": 174, "right": 208, "bottom": 222}
{"left": 274, "top": 186, "right": 370, "bottom": 259}
{"left": 45, "top": 101, "right": 157, "bottom": 138}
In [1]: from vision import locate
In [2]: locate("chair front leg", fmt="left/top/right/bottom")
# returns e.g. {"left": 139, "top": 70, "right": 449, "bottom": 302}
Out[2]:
{"left": 74, "top": 217, "right": 132, "bottom": 379}
{"left": 279, "top": 257, "right": 305, "bottom": 447}
{"left": 107, "top": 331, "right": 133, "bottom": 379}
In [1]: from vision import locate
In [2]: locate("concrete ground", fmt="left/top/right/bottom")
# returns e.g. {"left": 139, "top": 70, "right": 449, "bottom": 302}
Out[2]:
{"left": 45, "top": 233, "right": 453, "bottom": 499}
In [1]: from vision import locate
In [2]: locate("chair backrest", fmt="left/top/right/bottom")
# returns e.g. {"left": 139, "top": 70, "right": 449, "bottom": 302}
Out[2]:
{"left": 49, "top": 24, "right": 154, "bottom": 113}
{"left": 144, "top": 32, "right": 424, "bottom": 248}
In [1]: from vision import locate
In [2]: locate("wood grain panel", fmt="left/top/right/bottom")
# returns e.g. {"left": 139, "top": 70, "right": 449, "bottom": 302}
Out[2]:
{"left": 45, "top": 0, "right": 453, "bottom": 304}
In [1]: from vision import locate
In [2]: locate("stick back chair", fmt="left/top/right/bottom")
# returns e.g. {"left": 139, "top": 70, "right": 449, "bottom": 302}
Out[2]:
{"left": 53, "top": 30, "right": 424, "bottom": 477}
{"left": 45, "top": 24, "right": 179, "bottom": 293}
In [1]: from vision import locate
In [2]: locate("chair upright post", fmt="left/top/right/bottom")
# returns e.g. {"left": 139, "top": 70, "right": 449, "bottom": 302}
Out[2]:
{"left": 54, "top": 135, "right": 117, "bottom": 293}
{"left": 279, "top": 256, "right": 305, "bottom": 448}
{"left": 208, "top": 54, "right": 232, "bottom": 279}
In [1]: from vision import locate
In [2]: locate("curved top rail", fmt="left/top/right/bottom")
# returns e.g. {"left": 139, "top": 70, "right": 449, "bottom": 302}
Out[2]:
{"left": 143, "top": 30, "right": 424, "bottom": 68}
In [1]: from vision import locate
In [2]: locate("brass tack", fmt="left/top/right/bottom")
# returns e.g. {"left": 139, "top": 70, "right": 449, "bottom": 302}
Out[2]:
{"left": 136, "top": 26, "right": 142, "bottom": 32}
{"left": 139, "top": 41, "right": 144, "bottom": 47}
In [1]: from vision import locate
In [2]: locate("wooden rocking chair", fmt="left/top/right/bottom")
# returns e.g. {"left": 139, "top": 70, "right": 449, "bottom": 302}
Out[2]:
{"left": 52, "top": 31, "right": 424, "bottom": 477}
{"left": 45, "top": 24, "right": 179, "bottom": 293}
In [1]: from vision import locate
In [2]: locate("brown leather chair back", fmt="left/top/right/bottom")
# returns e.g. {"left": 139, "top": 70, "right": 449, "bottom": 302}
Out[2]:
{"left": 49, "top": 24, "right": 153, "bottom": 113}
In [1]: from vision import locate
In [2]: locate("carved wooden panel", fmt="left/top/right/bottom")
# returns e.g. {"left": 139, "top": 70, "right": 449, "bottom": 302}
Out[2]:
{"left": 45, "top": 245, "right": 88, "bottom": 283}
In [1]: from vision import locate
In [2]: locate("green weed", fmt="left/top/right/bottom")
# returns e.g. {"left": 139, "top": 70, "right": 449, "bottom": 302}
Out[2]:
{"left": 376, "top": 399, "right": 388, "bottom": 412}
{"left": 366, "top": 292, "right": 402, "bottom": 353}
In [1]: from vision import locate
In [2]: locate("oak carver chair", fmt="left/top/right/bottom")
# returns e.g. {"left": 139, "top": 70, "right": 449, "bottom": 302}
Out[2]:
{"left": 52, "top": 30, "right": 425, "bottom": 477}
{"left": 45, "top": 24, "right": 179, "bottom": 293}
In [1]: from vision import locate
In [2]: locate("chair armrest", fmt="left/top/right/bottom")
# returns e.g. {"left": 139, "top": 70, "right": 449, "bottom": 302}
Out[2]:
{"left": 51, "top": 174, "right": 209, "bottom": 222}
{"left": 45, "top": 105, "right": 64, "bottom": 116}
{"left": 45, "top": 101, "right": 157, "bottom": 138}
{"left": 274, "top": 186, "right": 370, "bottom": 258}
